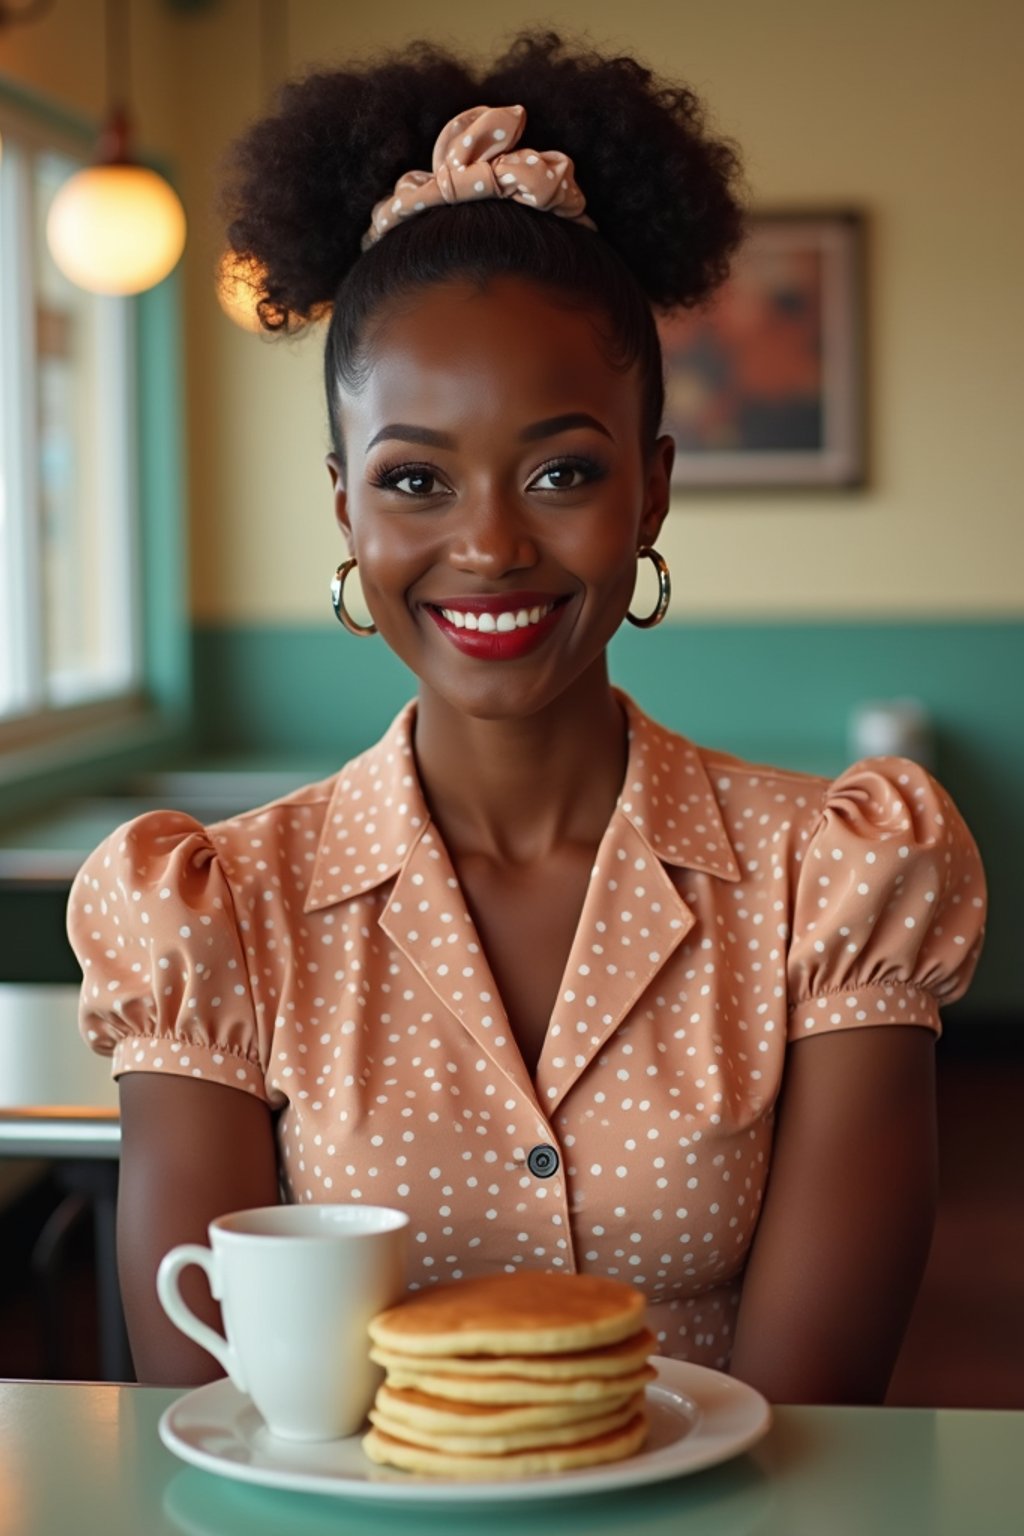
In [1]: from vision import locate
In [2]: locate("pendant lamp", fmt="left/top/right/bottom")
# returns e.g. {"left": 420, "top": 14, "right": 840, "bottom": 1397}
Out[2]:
{"left": 45, "top": 0, "right": 186, "bottom": 295}
{"left": 216, "top": 0, "right": 283, "bottom": 330}
{"left": 216, "top": 247, "right": 267, "bottom": 333}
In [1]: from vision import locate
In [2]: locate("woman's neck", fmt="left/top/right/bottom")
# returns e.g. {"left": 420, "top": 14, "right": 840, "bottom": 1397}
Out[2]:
{"left": 412, "top": 664, "right": 628, "bottom": 866}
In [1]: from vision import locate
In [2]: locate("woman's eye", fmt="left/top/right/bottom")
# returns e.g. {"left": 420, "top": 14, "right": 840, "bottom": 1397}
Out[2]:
{"left": 395, "top": 471, "right": 440, "bottom": 495}
{"left": 372, "top": 456, "right": 602, "bottom": 497}
{"left": 530, "top": 458, "right": 602, "bottom": 492}
{"left": 373, "top": 465, "right": 445, "bottom": 497}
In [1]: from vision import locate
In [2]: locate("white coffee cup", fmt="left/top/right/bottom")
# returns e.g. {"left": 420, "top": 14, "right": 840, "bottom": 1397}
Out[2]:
{"left": 157, "top": 1204, "right": 409, "bottom": 1441}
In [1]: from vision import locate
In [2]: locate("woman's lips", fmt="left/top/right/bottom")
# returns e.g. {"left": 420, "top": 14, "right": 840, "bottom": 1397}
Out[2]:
{"left": 424, "top": 595, "right": 571, "bottom": 660}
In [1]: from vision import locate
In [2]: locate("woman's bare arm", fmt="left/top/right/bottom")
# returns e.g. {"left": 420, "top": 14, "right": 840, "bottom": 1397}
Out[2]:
{"left": 117, "top": 1073, "right": 281, "bottom": 1385}
{"left": 728, "top": 1024, "right": 938, "bottom": 1404}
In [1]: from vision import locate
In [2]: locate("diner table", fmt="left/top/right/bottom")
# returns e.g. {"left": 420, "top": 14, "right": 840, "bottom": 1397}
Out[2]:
{"left": 0, "top": 982, "right": 118, "bottom": 1159}
{"left": 0, "top": 982, "right": 129, "bottom": 1379}
{"left": 0, "top": 1379, "right": 1020, "bottom": 1535}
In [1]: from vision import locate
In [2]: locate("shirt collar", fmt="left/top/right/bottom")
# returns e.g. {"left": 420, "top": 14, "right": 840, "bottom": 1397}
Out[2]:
{"left": 303, "top": 690, "right": 740, "bottom": 914}
{"left": 613, "top": 690, "right": 742, "bottom": 882}
{"left": 303, "top": 700, "right": 423, "bottom": 913}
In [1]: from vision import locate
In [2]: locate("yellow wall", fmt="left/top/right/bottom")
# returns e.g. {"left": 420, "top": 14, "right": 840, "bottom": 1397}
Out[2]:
{"left": 3, "top": 0, "right": 1022, "bottom": 622}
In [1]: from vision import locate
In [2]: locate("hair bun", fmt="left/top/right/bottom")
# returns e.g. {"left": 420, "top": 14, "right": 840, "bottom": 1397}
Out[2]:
{"left": 220, "top": 32, "right": 744, "bottom": 332}
{"left": 481, "top": 33, "right": 744, "bottom": 309}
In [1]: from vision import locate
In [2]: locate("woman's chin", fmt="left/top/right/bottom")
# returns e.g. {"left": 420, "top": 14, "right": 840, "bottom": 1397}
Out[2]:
{"left": 416, "top": 654, "right": 614, "bottom": 725}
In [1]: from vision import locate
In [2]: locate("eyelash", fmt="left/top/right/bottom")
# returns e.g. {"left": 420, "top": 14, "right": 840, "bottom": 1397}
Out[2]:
{"left": 368, "top": 455, "right": 608, "bottom": 498}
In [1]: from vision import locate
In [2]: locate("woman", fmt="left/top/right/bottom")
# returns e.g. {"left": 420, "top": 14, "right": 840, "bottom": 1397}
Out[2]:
{"left": 68, "top": 33, "right": 985, "bottom": 1400}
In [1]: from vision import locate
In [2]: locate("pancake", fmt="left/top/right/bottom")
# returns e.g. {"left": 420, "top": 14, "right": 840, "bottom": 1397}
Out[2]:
{"left": 362, "top": 1410, "right": 649, "bottom": 1479}
{"left": 367, "top": 1271, "right": 646, "bottom": 1357}
{"left": 369, "top": 1327, "right": 656, "bottom": 1380}
{"left": 362, "top": 1270, "right": 654, "bottom": 1480}
{"left": 373, "top": 1381, "right": 639, "bottom": 1434}
{"left": 381, "top": 1363, "right": 656, "bottom": 1404}
{"left": 369, "top": 1396, "right": 642, "bottom": 1456}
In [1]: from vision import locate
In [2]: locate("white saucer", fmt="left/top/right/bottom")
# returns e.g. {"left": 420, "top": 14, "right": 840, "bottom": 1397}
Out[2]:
{"left": 158, "top": 1357, "right": 771, "bottom": 1505}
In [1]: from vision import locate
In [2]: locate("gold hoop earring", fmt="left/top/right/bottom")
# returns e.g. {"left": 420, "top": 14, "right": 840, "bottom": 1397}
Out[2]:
{"left": 627, "top": 546, "right": 671, "bottom": 629}
{"left": 330, "top": 558, "right": 377, "bottom": 636}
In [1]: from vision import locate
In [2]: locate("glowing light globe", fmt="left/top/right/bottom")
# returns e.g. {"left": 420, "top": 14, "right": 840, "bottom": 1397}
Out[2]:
{"left": 215, "top": 248, "right": 333, "bottom": 333}
{"left": 46, "top": 163, "right": 186, "bottom": 296}
{"left": 216, "top": 248, "right": 266, "bottom": 332}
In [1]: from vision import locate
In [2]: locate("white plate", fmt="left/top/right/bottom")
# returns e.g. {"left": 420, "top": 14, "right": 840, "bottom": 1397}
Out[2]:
{"left": 158, "top": 1357, "right": 771, "bottom": 1506}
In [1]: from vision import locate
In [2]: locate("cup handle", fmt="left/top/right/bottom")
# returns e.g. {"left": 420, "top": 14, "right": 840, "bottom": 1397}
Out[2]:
{"left": 156, "top": 1244, "right": 246, "bottom": 1392}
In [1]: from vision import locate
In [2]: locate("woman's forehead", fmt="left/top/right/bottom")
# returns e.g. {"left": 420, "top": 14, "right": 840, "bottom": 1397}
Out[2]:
{"left": 341, "top": 276, "right": 640, "bottom": 436}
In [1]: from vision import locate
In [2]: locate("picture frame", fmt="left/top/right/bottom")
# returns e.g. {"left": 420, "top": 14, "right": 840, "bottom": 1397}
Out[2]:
{"left": 659, "top": 211, "right": 865, "bottom": 490}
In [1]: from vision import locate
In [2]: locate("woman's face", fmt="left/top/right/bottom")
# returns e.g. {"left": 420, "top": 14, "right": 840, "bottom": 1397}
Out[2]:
{"left": 328, "top": 275, "right": 674, "bottom": 721}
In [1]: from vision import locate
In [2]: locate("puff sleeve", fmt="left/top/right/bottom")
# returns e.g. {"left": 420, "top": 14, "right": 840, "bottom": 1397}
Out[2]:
{"left": 67, "top": 810, "right": 270, "bottom": 1098}
{"left": 786, "top": 757, "right": 987, "bottom": 1040}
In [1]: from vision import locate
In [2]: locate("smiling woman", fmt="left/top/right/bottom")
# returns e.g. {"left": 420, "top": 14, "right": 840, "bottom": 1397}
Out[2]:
{"left": 324, "top": 275, "right": 668, "bottom": 721}
{"left": 65, "top": 31, "right": 986, "bottom": 1407}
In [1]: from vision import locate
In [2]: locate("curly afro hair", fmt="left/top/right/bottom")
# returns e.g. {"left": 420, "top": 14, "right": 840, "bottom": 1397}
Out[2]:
{"left": 220, "top": 31, "right": 745, "bottom": 458}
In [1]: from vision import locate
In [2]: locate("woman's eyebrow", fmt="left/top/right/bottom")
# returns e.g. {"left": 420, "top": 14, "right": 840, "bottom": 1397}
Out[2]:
{"left": 519, "top": 413, "right": 614, "bottom": 443}
{"left": 366, "top": 412, "right": 613, "bottom": 455}
{"left": 365, "top": 423, "right": 456, "bottom": 453}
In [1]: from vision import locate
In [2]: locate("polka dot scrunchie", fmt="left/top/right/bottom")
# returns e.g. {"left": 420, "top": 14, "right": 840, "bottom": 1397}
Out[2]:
{"left": 361, "top": 104, "right": 597, "bottom": 250}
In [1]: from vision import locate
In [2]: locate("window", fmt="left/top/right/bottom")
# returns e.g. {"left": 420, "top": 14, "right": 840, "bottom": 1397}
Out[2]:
{"left": 0, "top": 82, "right": 188, "bottom": 814}
{"left": 0, "top": 98, "right": 141, "bottom": 724}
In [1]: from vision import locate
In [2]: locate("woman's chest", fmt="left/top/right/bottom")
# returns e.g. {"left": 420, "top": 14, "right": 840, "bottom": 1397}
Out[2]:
{"left": 272, "top": 989, "right": 777, "bottom": 1306}
{"left": 452, "top": 847, "right": 596, "bottom": 1077}
{"left": 264, "top": 863, "right": 785, "bottom": 1294}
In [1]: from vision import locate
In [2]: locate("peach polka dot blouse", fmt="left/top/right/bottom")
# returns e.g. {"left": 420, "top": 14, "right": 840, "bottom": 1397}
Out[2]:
{"left": 67, "top": 692, "right": 986, "bottom": 1369}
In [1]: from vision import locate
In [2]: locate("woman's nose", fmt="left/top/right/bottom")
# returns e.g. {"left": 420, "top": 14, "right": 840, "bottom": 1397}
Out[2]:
{"left": 448, "top": 500, "right": 539, "bottom": 579}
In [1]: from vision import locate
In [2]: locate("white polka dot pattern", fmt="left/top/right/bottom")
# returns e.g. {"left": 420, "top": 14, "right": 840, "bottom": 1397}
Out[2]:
{"left": 361, "top": 104, "right": 596, "bottom": 251}
{"left": 67, "top": 691, "right": 986, "bottom": 1372}
{"left": 787, "top": 759, "right": 986, "bottom": 1037}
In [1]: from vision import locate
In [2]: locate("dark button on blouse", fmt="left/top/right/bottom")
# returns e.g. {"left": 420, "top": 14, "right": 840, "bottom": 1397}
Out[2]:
{"left": 527, "top": 1143, "right": 559, "bottom": 1178}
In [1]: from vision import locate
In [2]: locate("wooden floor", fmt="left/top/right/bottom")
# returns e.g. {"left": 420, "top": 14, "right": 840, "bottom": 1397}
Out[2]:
{"left": 0, "top": 1052, "right": 1021, "bottom": 1404}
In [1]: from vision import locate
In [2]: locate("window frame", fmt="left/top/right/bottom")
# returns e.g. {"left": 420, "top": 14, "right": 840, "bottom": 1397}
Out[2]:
{"left": 0, "top": 76, "right": 191, "bottom": 822}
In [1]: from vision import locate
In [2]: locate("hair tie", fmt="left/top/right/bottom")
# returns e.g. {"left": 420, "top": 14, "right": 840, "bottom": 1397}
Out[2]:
{"left": 361, "top": 104, "right": 597, "bottom": 250}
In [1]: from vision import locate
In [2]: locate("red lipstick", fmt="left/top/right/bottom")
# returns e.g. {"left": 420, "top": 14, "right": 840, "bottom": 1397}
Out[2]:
{"left": 424, "top": 592, "right": 571, "bottom": 661}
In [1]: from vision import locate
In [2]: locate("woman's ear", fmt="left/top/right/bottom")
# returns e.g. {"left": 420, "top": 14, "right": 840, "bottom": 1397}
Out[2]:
{"left": 639, "top": 434, "right": 675, "bottom": 548}
{"left": 325, "top": 452, "right": 354, "bottom": 554}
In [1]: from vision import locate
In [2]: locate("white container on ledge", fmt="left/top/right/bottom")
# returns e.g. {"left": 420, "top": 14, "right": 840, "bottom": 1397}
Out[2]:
{"left": 847, "top": 698, "right": 936, "bottom": 771}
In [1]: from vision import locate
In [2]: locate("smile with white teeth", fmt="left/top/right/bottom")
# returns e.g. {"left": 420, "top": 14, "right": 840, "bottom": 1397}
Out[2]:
{"left": 437, "top": 602, "right": 557, "bottom": 632}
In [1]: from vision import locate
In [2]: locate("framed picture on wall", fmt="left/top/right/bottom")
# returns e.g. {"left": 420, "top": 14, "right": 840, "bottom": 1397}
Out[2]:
{"left": 659, "top": 211, "right": 865, "bottom": 489}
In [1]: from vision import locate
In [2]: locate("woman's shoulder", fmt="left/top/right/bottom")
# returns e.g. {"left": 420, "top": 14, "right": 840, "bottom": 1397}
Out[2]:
{"left": 624, "top": 696, "right": 984, "bottom": 903}
{"left": 626, "top": 693, "right": 979, "bottom": 829}
{"left": 203, "top": 770, "right": 341, "bottom": 853}
{"left": 65, "top": 771, "right": 341, "bottom": 907}
{"left": 621, "top": 691, "right": 832, "bottom": 819}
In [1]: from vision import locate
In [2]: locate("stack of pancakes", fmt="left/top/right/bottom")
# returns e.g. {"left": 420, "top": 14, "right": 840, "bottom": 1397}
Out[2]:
{"left": 361, "top": 1271, "right": 656, "bottom": 1479}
